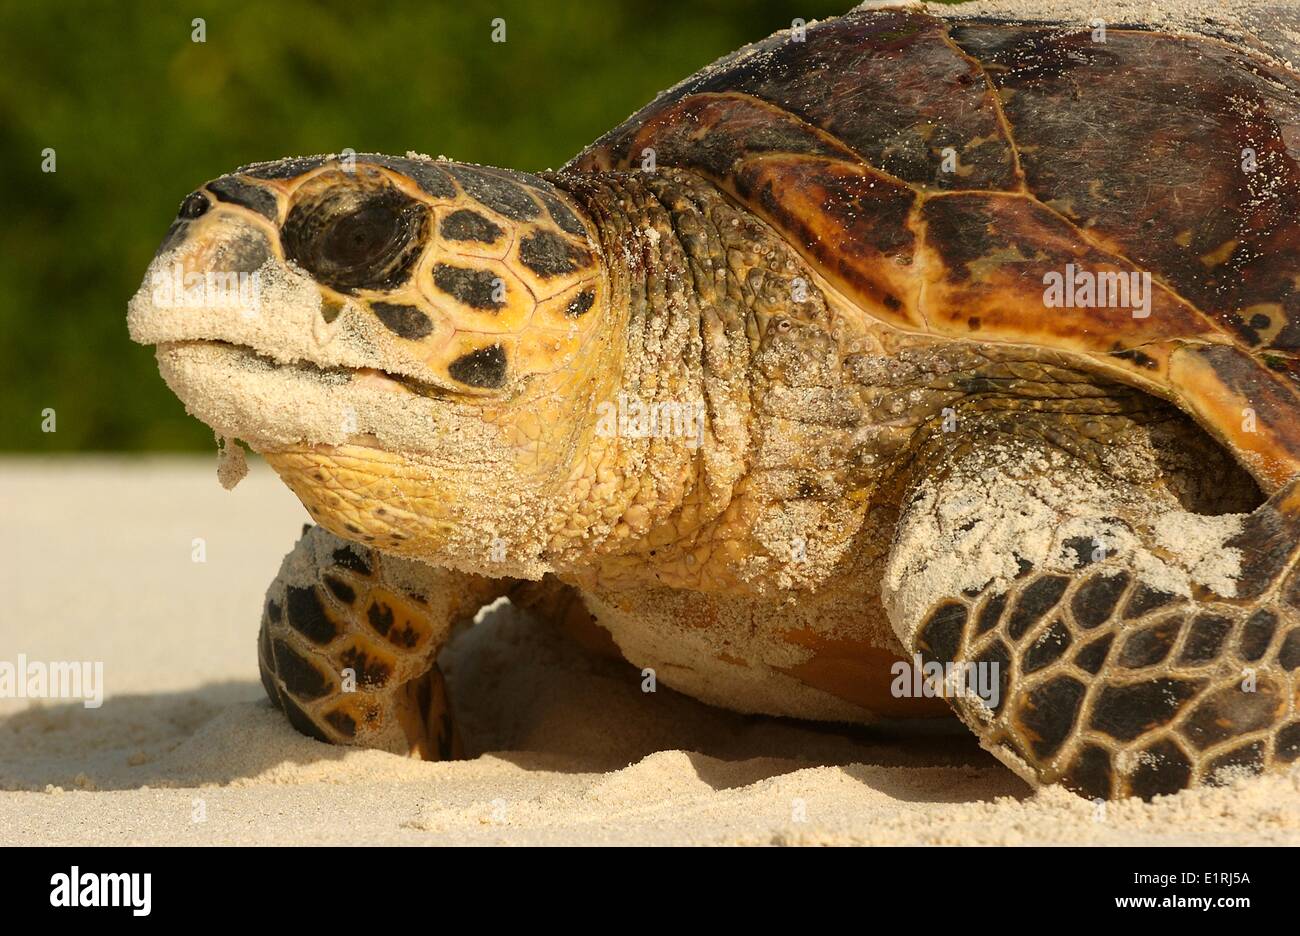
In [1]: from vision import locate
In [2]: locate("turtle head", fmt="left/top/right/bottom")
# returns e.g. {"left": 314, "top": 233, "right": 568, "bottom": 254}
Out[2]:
{"left": 128, "top": 154, "right": 617, "bottom": 573}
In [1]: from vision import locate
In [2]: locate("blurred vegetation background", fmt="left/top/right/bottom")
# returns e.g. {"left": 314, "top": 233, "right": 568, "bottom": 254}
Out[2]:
{"left": 0, "top": 0, "right": 958, "bottom": 451}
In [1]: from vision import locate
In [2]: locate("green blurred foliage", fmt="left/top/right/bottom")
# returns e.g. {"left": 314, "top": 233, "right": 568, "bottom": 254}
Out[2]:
{"left": 0, "top": 0, "right": 956, "bottom": 451}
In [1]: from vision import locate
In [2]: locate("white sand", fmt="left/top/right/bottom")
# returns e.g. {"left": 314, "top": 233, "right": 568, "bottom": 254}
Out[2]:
{"left": 1, "top": 457, "right": 1297, "bottom": 845}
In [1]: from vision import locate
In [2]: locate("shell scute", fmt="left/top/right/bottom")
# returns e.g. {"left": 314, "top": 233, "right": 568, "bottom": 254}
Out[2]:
{"left": 947, "top": 25, "right": 1300, "bottom": 354}
{"left": 575, "top": 8, "right": 1020, "bottom": 191}
{"left": 568, "top": 7, "right": 1300, "bottom": 489}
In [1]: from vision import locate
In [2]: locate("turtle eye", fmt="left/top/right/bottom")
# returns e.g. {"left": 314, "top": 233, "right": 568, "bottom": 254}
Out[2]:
{"left": 321, "top": 202, "right": 400, "bottom": 267}
{"left": 282, "top": 180, "right": 429, "bottom": 294}
{"left": 177, "top": 191, "right": 210, "bottom": 219}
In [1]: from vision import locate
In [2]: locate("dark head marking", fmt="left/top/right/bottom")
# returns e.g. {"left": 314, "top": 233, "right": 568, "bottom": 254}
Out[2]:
{"left": 445, "top": 166, "right": 539, "bottom": 220}
{"left": 372, "top": 301, "right": 433, "bottom": 340}
{"left": 564, "top": 289, "right": 595, "bottom": 318}
{"left": 282, "top": 176, "right": 430, "bottom": 294}
{"left": 223, "top": 230, "right": 272, "bottom": 275}
{"left": 239, "top": 155, "right": 328, "bottom": 180}
{"left": 519, "top": 229, "right": 592, "bottom": 278}
{"left": 178, "top": 191, "right": 210, "bottom": 219}
{"left": 440, "top": 209, "right": 504, "bottom": 244}
{"left": 432, "top": 263, "right": 505, "bottom": 310}
{"left": 532, "top": 188, "right": 587, "bottom": 236}
{"left": 358, "top": 155, "right": 458, "bottom": 200}
{"left": 448, "top": 344, "right": 507, "bottom": 388}
{"left": 207, "top": 176, "right": 278, "bottom": 221}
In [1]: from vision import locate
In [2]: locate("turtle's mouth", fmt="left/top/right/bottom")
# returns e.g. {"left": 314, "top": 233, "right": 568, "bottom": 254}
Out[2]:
{"left": 161, "top": 339, "right": 452, "bottom": 400}
{"left": 153, "top": 337, "right": 516, "bottom": 559}
{"left": 152, "top": 339, "right": 464, "bottom": 456}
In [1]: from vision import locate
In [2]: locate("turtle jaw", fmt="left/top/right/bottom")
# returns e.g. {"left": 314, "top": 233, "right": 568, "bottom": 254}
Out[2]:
{"left": 151, "top": 338, "right": 557, "bottom": 572}
{"left": 261, "top": 438, "right": 555, "bottom": 575}
{"left": 259, "top": 443, "right": 546, "bottom": 578}
{"left": 151, "top": 336, "right": 497, "bottom": 465}
{"left": 151, "top": 339, "right": 429, "bottom": 453}
{"left": 260, "top": 445, "right": 462, "bottom": 558}
{"left": 131, "top": 194, "right": 483, "bottom": 458}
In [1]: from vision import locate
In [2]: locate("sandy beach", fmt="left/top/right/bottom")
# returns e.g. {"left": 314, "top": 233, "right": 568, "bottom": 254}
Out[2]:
{"left": 0, "top": 457, "right": 1295, "bottom": 845}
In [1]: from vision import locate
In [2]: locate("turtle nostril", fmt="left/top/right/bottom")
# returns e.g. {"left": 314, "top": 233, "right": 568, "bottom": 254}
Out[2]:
{"left": 178, "top": 191, "right": 211, "bottom": 219}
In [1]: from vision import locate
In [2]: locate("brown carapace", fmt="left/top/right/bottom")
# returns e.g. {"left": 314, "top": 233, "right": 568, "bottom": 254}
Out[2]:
{"left": 573, "top": 7, "right": 1300, "bottom": 491}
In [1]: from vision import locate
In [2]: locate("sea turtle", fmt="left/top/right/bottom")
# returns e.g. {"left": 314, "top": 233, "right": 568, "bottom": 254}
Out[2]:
{"left": 128, "top": 2, "right": 1300, "bottom": 800}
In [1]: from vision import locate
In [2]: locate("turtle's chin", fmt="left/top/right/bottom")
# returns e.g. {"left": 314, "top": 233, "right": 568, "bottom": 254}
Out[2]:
{"left": 263, "top": 442, "right": 552, "bottom": 576}
{"left": 262, "top": 445, "right": 460, "bottom": 557}
{"left": 153, "top": 339, "right": 549, "bottom": 573}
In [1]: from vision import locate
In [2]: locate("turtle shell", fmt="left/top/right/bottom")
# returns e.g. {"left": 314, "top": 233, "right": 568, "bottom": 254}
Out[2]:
{"left": 569, "top": 4, "right": 1300, "bottom": 493}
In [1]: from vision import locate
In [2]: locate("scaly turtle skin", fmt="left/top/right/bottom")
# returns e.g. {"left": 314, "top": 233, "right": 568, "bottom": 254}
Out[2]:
{"left": 129, "top": 3, "right": 1300, "bottom": 799}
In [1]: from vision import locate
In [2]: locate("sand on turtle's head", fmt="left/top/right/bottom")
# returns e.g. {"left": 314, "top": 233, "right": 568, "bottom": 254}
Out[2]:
{"left": 126, "top": 156, "right": 621, "bottom": 578}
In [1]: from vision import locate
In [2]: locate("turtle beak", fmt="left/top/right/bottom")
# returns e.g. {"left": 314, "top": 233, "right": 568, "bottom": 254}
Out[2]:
{"left": 128, "top": 188, "right": 280, "bottom": 346}
{"left": 152, "top": 188, "right": 275, "bottom": 266}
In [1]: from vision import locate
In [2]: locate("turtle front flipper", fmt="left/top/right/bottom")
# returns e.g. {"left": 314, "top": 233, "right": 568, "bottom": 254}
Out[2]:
{"left": 258, "top": 525, "right": 507, "bottom": 759}
{"left": 881, "top": 432, "right": 1300, "bottom": 800}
